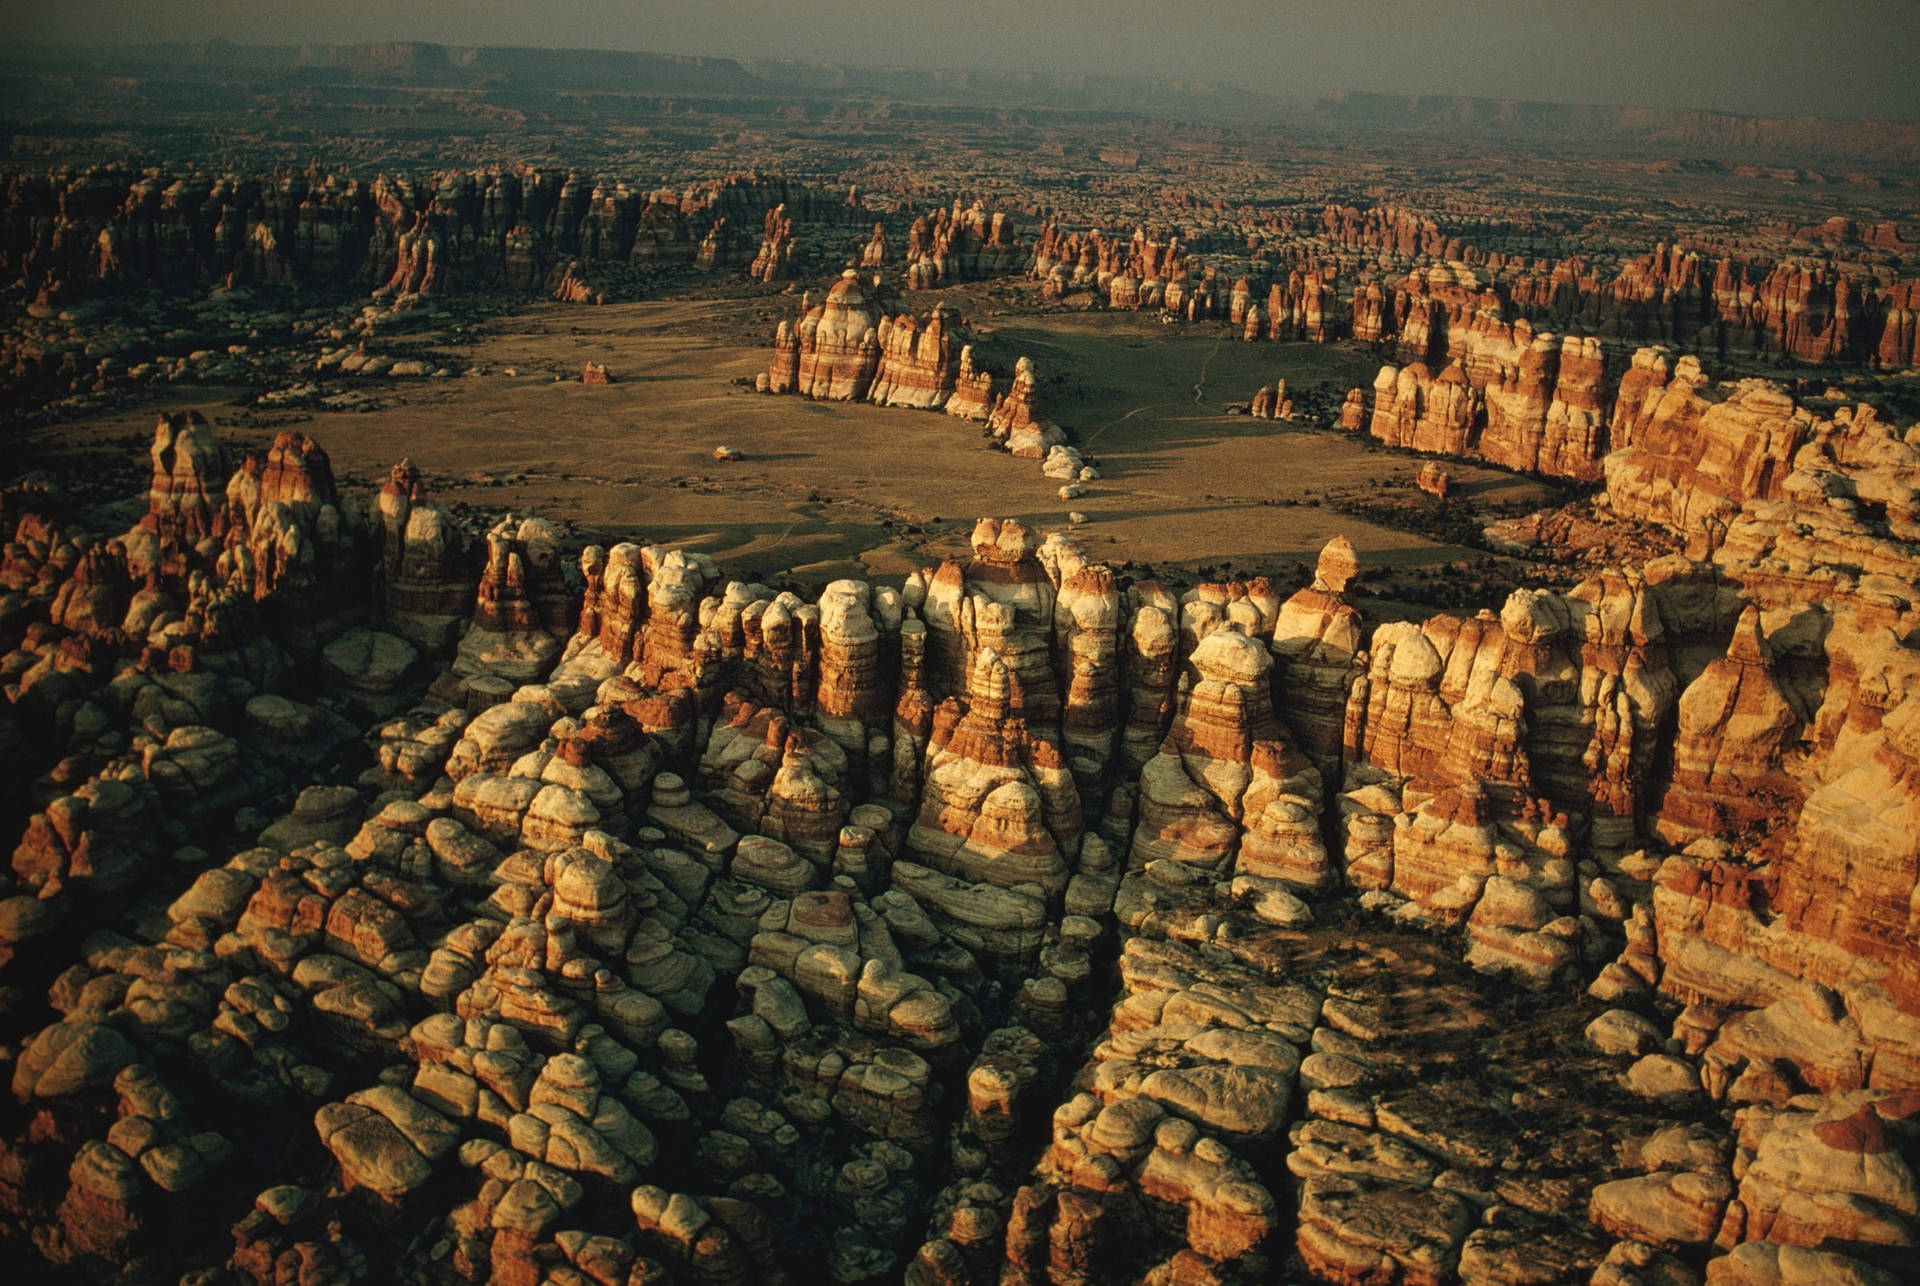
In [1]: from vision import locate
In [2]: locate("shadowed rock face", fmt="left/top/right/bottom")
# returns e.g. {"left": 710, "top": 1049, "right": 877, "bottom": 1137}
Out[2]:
{"left": 143, "top": 410, "right": 227, "bottom": 561}
{"left": 2, "top": 168, "right": 869, "bottom": 306}
{"left": 13, "top": 134, "right": 1920, "bottom": 433}
{"left": 0, "top": 379, "right": 1915, "bottom": 1286}
{"left": 21, "top": 153, "right": 1917, "bottom": 377}
{"left": 453, "top": 515, "right": 571, "bottom": 684}
{"left": 1340, "top": 248, "right": 1917, "bottom": 376}
{"left": 372, "top": 460, "right": 474, "bottom": 655}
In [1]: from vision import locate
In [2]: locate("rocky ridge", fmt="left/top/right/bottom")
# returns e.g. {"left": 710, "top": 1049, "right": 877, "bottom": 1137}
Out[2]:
{"left": 0, "top": 391, "right": 1915, "bottom": 1284}
{"left": 9, "top": 159, "right": 1917, "bottom": 425}
{"left": 760, "top": 282, "right": 1090, "bottom": 497}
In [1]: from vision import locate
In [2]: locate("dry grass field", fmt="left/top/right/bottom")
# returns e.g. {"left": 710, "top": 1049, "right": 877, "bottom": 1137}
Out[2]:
{"left": 22, "top": 290, "right": 1559, "bottom": 595}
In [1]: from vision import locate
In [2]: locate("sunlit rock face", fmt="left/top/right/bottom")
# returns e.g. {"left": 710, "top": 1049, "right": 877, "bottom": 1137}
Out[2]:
{"left": 985, "top": 356, "right": 1068, "bottom": 460}
{"left": 867, "top": 304, "right": 968, "bottom": 410}
{"left": 793, "top": 270, "right": 883, "bottom": 401}
{"left": 4, "top": 333, "right": 1918, "bottom": 1286}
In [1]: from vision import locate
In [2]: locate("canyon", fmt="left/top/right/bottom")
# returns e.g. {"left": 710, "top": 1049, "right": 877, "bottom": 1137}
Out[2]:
{"left": 0, "top": 36, "right": 1917, "bottom": 1286}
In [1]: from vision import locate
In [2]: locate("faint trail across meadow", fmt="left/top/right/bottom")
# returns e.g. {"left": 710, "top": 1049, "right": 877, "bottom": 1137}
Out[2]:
{"left": 1193, "top": 335, "right": 1222, "bottom": 405}
{"left": 1081, "top": 403, "right": 1155, "bottom": 448}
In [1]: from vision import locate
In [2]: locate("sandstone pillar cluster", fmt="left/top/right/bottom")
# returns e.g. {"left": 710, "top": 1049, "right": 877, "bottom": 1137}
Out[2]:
{"left": 2, "top": 387, "right": 1916, "bottom": 1285}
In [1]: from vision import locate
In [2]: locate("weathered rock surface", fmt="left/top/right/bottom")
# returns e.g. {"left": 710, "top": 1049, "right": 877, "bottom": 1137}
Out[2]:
{"left": 788, "top": 270, "right": 882, "bottom": 401}
{"left": 3, "top": 392, "right": 1917, "bottom": 1286}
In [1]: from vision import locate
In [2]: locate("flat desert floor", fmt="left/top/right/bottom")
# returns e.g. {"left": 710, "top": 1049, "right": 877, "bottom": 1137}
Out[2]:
{"left": 22, "top": 291, "right": 1559, "bottom": 596}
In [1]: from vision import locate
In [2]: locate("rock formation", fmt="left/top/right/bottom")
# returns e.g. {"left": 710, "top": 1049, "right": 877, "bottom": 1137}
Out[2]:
{"left": 453, "top": 515, "right": 571, "bottom": 683}
{"left": 867, "top": 305, "right": 967, "bottom": 411}
{"left": 747, "top": 202, "right": 799, "bottom": 282}
{"left": 3, "top": 397, "right": 1917, "bottom": 1286}
{"left": 900, "top": 202, "right": 1024, "bottom": 288}
{"left": 789, "top": 271, "right": 883, "bottom": 401}
{"left": 372, "top": 460, "right": 473, "bottom": 654}
{"left": 986, "top": 358, "right": 1068, "bottom": 459}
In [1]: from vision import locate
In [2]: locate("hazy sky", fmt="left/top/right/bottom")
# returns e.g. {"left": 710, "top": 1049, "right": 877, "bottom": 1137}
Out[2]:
{"left": 7, "top": 0, "right": 1918, "bottom": 120}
